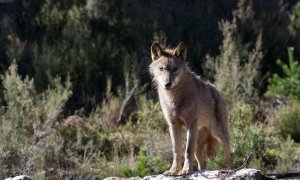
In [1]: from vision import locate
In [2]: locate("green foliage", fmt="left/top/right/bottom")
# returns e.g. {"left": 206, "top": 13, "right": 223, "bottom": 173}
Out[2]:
{"left": 291, "top": 3, "right": 300, "bottom": 29}
{"left": 53, "top": 93, "right": 170, "bottom": 179}
{"left": 120, "top": 148, "right": 169, "bottom": 177}
{"left": 275, "top": 102, "right": 300, "bottom": 142}
{"left": 268, "top": 47, "right": 300, "bottom": 100}
{"left": 229, "top": 102, "right": 258, "bottom": 167}
{"left": 135, "top": 95, "right": 167, "bottom": 132}
{"left": 1, "top": 0, "right": 300, "bottom": 178}
{"left": 274, "top": 136, "right": 296, "bottom": 173}
{"left": 3, "top": 0, "right": 139, "bottom": 109}
{"left": 0, "top": 62, "right": 72, "bottom": 178}
{"left": 1, "top": 0, "right": 295, "bottom": 110}
{"left": 251, "top": 126, "right": 297, "bottom": 173}
{"left": 205, "top": 0, "right": 263, "bottom": 101}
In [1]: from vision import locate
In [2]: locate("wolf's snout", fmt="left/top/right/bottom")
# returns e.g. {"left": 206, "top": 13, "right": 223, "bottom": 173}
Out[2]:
{"left": 164, "top": 82, "right": 172, "bottom": 89}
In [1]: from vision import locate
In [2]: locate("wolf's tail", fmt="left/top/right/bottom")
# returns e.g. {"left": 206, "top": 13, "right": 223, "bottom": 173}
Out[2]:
{"left": 204, "top": 87, "right": 230, "bottom": 158}
{"left": 204, "top": 133, "right": 219, "bottom": 158}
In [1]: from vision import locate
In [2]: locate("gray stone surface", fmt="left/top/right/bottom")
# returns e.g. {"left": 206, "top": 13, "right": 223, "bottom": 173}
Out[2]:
{"left": 4, "top": 175, "right": 33, "bottom": 180}
{"left": 104, "top": 168, "right": 262, "bottom": 180}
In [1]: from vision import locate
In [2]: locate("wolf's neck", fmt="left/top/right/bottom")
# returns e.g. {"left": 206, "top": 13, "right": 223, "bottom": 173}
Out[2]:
{"left": 158, "top": 71, "right": 195, "bottom": 104}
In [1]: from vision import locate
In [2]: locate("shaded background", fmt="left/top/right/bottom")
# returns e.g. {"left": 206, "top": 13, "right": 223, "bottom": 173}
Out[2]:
{"left": 1, "top": 0, "right": 300, "bottom": 112}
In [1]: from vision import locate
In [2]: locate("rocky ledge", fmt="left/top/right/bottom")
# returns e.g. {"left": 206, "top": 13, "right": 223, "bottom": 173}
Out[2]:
{"left": 6, "top": 169, "right": 300, "bottom": 179}
{"left": 4, "top": 175, "right": 32, "bottom": 180}
{"left": 104, "top": 168, "right": 265, "bottom": 180}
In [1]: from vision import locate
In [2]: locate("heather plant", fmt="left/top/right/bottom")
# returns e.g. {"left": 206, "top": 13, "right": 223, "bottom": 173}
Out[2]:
{"left": 274, "top": 136, "right": 297, "bottom": 173}
{"left": 274, "top": 101, "right": 300, "bottom": 142}
{"left": 103, "top": 94, "right": 168, "bottom": 159}
{"left": 255, "top": 122, "right": 297, "bottom": 173}
{"left": 120, "top": 148, "right": 169, "bottom": 177}
{"left": 55, "top": 87, "right": 168, "bottom": 178}
{"left": 0, "top": 62, "right": 72, "bottom": 178}
{"left": 205, "top": 0, "right": 263, "bottom": 101}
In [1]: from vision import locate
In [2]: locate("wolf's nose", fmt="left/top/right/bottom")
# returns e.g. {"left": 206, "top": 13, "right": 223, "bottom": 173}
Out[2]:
{"left": 164, "top": 82, "right": 172, "bottom": 89}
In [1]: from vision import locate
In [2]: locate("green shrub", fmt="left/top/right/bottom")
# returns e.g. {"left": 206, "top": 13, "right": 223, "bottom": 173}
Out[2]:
{"left": 267, "top": 47, "right": 300, "bottom": 100}
{"left": 250, "top": 126, "right": 279, "bottom": 172}
{"left": 244, "top": 105, "right": 298, "bottom": 174}
{"left": 252, "top": 126, "right": 297, "bottom": 173}
{"left": 291, "top": 3, "right": 300, "bottom": 29}
{"left": 63, "top": 93, "right": 169, "bottom": 179}
{"left": 274, "top": 136, "right": 296, "bottom": 173}
{"left": 0, "top": 62, "right": 72, "bottom": 178}
{"left": 275, "top": 102, "right": 300, "bottom": 142}
{"left": 205, "top": 0, "right": 263, "bottom": 101}
{"left": 120, "top": 148, "right": 169, "bottom": 177}
{"left": 135, "top": 95, "right": 167, "bottom": 132}
{"left": 111, "top": 95, "right": 167, "bottom": 151}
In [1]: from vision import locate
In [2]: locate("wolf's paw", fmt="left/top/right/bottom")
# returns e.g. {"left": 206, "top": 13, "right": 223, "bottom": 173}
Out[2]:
{"left": 163, "top": 169, "right": 180, "bottom": 176}
{"left": 178, "top": 168, "right": 191, "bottom": 176}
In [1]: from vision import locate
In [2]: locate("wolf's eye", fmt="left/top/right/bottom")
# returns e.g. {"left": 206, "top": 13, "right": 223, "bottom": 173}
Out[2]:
{"left": 173, "top": 67, "right": 178, "bottom": 72}
{"left": 159, "top": 67, "right": 164, "bottom": 71}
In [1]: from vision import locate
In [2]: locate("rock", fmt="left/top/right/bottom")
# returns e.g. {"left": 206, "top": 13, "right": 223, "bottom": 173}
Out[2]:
{"left": 4, "top": 175, "right": 33, "bottom": 180}
{"left": 104, "top": 168, "right": 263, "bottom": 180}
{"left": 229, "top": 169, "right": 262, "bottom": 179}
{"left": 144, "top": 169, "right": 262, "bottom": 180}
{"left": 104, "top": 177, "right": 141, "bottom": 180}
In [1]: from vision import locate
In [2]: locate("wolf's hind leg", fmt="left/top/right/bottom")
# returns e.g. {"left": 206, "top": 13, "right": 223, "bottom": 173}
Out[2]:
{"left": 195, "top": 128, "right": 208, "bottom": 170}
{"left": 211, "top": 125, "right": 233, "bottom": 169}
{"left": 220, "top": 138, "right": 233, "bottom": 169}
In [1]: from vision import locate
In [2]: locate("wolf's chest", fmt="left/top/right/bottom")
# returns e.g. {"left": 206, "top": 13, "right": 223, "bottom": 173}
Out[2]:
{"left": 158, "top": 90, "right": 194, "bottom": 116}
{"left": 161, "top": 101, "right": 188, "bottom": 126}
{"left": 161, "top": 98, "right": 185, "bottom": 117}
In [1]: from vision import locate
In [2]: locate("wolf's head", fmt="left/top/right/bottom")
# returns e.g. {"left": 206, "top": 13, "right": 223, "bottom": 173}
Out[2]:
{"left": 149, "top": 42, "right": 187, "bottom": 90}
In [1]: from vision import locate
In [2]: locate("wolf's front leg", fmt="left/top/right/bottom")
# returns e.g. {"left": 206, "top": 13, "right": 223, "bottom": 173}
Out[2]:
{"left": 164, "top": 123, "right": 183, "bottom": 175}
{"left": 179, "top": 123, "right": 198, "bottom": 175}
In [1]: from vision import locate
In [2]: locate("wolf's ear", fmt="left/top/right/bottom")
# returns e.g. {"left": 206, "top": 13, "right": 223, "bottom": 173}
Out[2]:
{"left": 151, "top": 42, "right": 162, "bottom": 61}
{"left": 175, "top": 42, "right": 187, "bottom": 61}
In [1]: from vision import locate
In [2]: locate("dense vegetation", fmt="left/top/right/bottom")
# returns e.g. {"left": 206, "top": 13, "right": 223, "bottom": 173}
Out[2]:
{"left": 0, "top": 0, "right": 299, "bottom": 179}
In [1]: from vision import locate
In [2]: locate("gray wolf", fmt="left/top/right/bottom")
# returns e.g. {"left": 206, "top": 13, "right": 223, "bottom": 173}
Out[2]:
{"left": 149, "top": 42, "right": 233, "bottom": 175}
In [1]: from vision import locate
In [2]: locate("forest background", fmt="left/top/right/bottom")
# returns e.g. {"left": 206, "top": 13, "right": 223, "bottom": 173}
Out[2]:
{"left": 0, "top": 0, "right": 300, "bottom": 179}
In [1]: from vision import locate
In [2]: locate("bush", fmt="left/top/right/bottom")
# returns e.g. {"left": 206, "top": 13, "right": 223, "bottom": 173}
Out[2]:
{"left": 275, "top": 102, "right": 300, "bottom": 142}
{"left": 205, "top": 0, "right": 263, "bottom": 101}
{"left": 244, "top": 98, "right": 298, "bottom": 173}
{"left": 274, "top": 136, "right": 297, "bottom": 173}
{"left": 251, "top": 125, "right": 297, "bottom": 173}
{"left": 120, "top": 148, "right": 169, "bottom": 177}
{"left": 64, "top": 93, "right": 170, "bottom": 179}
{"left": 291, "top": 3, "right": 300, "bottom": 29}
{"left": 267, "top": 47, "right": 300, "bottom": 101}
{"left": 0, "top": 62, "right": 72, "bottom": 178}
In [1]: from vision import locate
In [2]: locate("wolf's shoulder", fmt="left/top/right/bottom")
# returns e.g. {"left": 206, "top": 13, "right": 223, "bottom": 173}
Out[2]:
{"left": 192, "top": 74, "right": 214, "bottom": 87}
{"left": 192, "top": 73, "right": 221, "bottom": 95}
